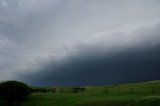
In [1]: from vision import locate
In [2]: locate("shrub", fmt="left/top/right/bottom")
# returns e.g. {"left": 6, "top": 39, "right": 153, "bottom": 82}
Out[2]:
{"left": 0, "top": 81, "right": 30, "bottom": 105}
{"left": 52, "top": 88, "right": 56, "bottom": 93}
{"left": 73, "top": 87, "right": 85, "bottom": 93}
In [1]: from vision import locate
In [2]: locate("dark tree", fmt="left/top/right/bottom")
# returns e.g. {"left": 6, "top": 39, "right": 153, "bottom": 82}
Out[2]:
{"left": 60, "top": 90, "right": 63, "bottom": 93}
{"left": 80, "top": 87, "right": 85, "bottom": 92}
{"left": 0, "top": 81, "right": 30, "bottom": 106}
{"left": 73, "top": 87, "right": 79, "bottom": 93}
{"left": 52, "top": 88, "right": 56, "bottom": 93}
{"left": 73, "top": 87, "right": 85, "bottom": 93}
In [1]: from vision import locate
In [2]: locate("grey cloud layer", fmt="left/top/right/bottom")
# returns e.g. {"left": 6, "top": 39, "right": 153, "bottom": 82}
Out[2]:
{"left": 20, "top": 23, "right": 160, "bottom": 86}
{"left": 0, "top": 0, "right": 160, "bottom": 85}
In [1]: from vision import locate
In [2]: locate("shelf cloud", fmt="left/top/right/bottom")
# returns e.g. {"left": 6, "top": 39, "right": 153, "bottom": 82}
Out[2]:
{"left": 0, "top": 0, "right": 160, "bottom": 86}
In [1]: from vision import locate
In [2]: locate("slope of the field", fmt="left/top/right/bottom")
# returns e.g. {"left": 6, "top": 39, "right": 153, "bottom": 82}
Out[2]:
{"left": 20, "top": 80, "right": 160, "bottom": 106}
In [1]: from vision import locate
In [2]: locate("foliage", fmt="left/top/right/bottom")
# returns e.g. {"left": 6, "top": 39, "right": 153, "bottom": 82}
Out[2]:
{"left": 31, "top": 87, "right": 56, "bottom": 93}
{"left": 73, "top": 87, "right": 85, "bottom": 93}
{"left": 0, "top": 81, "right": 30, "bottom": 103}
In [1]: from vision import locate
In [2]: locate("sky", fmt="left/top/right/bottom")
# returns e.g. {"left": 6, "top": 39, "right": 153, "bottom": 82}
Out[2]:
{"left": 0, "top": 0, "right": 160, "bottom": 86}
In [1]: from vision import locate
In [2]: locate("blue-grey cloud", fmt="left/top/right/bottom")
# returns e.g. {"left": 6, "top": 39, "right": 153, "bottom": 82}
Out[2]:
{"left": 0, "top": 0, "right": 160, "bottom": 86}
{"left": 19, "top": 23, "right": 160, "bottom": 86}
{"left": 20, "top": 44, "right": 160, "bottom": 86}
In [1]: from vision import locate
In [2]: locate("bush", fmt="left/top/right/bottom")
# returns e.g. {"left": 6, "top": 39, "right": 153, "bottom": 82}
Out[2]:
{"left": 73, "top": 87, "right": 85, "bottom": 93}
{"left": 0, "top": 81, "right": 30, "bottom": 105}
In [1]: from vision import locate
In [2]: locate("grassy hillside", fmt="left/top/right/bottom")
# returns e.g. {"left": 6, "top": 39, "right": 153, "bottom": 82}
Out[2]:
{"left": 1, "top": 80, "right": 160, "bottom": 106}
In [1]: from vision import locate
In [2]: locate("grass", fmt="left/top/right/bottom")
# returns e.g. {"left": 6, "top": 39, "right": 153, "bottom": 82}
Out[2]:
{"left": 1, "top": 80, "right": 160, "bottom": 106}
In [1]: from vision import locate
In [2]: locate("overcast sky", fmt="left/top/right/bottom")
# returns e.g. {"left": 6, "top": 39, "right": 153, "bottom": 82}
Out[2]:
{"left": 0, "top": 0, "right": 160, "bottom": 86}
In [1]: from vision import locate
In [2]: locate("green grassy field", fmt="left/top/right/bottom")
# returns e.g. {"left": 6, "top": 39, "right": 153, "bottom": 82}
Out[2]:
{"left": 22, "top": 80, "right": 160, "bottom": 106}
{"left": 1, "top": 80, "right": 160, "bottom": 106}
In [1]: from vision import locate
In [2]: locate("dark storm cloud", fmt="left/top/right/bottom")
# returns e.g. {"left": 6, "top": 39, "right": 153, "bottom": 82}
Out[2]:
{"left": 21, "top": 45, "right": 160, "bottom": 86}
{"left": 0, "top": 0, "right": 160, "bottom": 85}
{"left": 19, "top": 23, "right": 160, "bottom": 86}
